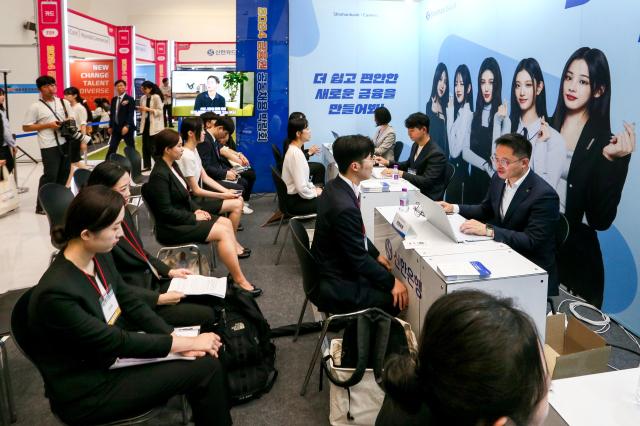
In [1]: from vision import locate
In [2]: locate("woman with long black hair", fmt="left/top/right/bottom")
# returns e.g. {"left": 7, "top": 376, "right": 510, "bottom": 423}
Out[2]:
{"left": 425, "top": 62, "right": 449, "bottom": 158}
{"left": 139, "top": 80, "right": 165, "bottom": 170}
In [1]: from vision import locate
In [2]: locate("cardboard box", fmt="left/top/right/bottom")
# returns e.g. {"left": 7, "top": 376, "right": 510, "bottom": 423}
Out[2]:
{"left": 544, "top": 313, "right": 611, "bottom": 380}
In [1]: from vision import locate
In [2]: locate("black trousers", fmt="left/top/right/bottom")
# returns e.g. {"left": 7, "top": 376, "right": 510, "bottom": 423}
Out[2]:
{"left": 309, "top": 161, "right": 326, "bottom": 186}
{"left": 215, "top": 168, "right": 256, "bottom": 202}
{"left": 55, "top": 356, "right": 232, "bottom": 426}
{"left": 0, "top": 145, "right": 14, "bottom": 174}
{"left": 284, "top": 193, "right": 317, "bottom": 216}
{"left": 106, "top": 126, "right": 135, "bottom": 160}
{"left": 142, "top": 129, "right": 154, "bottom": 169}
{"left": 37, "top": 145, "right": 70, "bottom": 211}
{"left": 163, "top": 104, "right": 173, "bottom": 127}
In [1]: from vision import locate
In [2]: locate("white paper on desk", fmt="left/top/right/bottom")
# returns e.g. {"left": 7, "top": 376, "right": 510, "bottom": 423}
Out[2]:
{"left": 109, "top": 327, "right": 200, "bottom": 369}
{"left": 168, "top": 275, "right": 227, "bottom": 298}
{"left": 402, "top": 239, "right": 427, "bottom": 249}
{"left": 372, "top": 167, "right": 389, "bottom": 179}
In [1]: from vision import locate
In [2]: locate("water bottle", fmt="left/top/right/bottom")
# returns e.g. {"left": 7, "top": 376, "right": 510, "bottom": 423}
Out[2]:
{"left": 392, "top": 164, "right": 399, "bottom": 180}
{"left": 399, "top": 187, "right": 409, "bottom": 212}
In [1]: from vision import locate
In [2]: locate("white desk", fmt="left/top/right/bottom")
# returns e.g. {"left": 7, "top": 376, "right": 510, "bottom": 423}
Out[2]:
{"left": 373, "top": 204, "right": 548, "bottom": 338}
{"left": 548, "top": 368, "right": 640, "bottom": 426}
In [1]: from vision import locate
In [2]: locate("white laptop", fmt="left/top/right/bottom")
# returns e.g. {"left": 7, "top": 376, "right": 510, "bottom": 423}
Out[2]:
{"left": 421, "top": 198, "right": 492, "bottom": 243}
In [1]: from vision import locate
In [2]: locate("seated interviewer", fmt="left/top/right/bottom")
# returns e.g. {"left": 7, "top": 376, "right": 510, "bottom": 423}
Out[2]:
{"left": 177, "top": 116, "right": 249, "bottom": 258}
{"left": 375, "top": 112, "right": 447, "bottom": 201}
{"left": 438, "top": 133, "right": 560, "bottom": 295}
{"left": 87, "top": 161, "right": 221, "bottom": 327}
{"left": 28, "top": 185, "right": 231, "bottom": 426}
{"left": 281, "top": 116, "right": 322, "bottom": 215}
{"left": 377, "top": 290, "right": 550, "bottom": 426}
{"left": 310, "top": 135, "right": 408, "bottom": 315}
{"left": 142, "top": 128, "right": 261, "bottom": 296}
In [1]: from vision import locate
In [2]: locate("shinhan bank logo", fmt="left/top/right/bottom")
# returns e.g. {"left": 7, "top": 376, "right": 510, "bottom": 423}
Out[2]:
{"left": 565, "top": 0, "right": 590, "bottom": 8}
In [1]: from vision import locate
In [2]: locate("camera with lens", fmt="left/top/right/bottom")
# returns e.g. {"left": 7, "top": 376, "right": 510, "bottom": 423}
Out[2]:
{"left": 59, "top": 119, "right": 91, "bottom": 144}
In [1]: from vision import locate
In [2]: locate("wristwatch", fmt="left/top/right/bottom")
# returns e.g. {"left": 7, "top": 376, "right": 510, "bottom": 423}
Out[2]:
{"left": 485, "top": 224, "right": 494, "bottom": 239}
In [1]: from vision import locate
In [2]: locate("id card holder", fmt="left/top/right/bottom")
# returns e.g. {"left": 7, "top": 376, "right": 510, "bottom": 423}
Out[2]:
{"left": 407, "top": 168, "right": 417, "bottom": 176}
{"left": 100, "top": 289, "right": 121, "bottom": 325}
{"left": 147, "top": 260, "right": 161, "bottom": 280}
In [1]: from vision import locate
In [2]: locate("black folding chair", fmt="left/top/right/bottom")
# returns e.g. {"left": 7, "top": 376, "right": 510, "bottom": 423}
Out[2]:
{"left": 38, "top": 183, "right": 74, "bottom": 251}
{"left": 393, "top": 141, "right": 404, "bottom": 162}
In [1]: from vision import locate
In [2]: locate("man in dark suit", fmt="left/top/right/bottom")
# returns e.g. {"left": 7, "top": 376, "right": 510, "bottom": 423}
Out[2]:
{"left": 106, "top": 79, "right": 136, "bottom": 160}
{"left": 375, "top": 112, "right": 447, "bottom": 200}
{"left": 194, "top": 75, "right": 226, "bottom": 112}
{"left": 311, "top": 134, "right": 408, "bottom": 315}
{"left": 438, "top": 133, "right": 560, "bottom": 296}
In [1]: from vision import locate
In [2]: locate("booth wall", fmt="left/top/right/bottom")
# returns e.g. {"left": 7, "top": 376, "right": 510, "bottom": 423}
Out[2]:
{"left": 289, "top": 0, "right": 421, "bottom": 160}
{"left": 2, "top": 1, "right": 41, "bottom": 159}
{"left": 418, "top": 0, "right": 640, "bottom": 333}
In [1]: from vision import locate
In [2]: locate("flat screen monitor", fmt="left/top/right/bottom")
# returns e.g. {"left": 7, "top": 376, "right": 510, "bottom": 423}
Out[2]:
{"left": 171, "top": 70, "right": 255, "bottom": 117}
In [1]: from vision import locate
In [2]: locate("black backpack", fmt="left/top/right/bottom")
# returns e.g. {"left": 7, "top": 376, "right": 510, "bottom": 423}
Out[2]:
{"left": 214, "top": 281, "right": 278, "bottom": 405}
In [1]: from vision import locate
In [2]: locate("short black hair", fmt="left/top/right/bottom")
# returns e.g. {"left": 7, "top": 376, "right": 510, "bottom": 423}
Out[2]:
{"left": 215, "top": 116, "right": 235, "bottom": 134}
{"left": 114, "top": 79, "right": 126, "bottom": 86}
{"left": 162, "top": 77, "right": 169, "bottom": 83}
{"left": 374, "top": 106, "right": 392, "bottom": 126}
{"left": 207, "top": 75, "right": 220, "bottom": 84}
{"left": 495, "top": 133, "right": 532, "bottom": 159}
{"left": 405, "top": 112, "right": 429, "bottom": 132}
{"left": 154, "top": 128, "right": 180, "bottom": 157}
{"left": 36, "top": 75, "right": 56, "bottom": 89}
{"left": 200, "top": 111, "right": 219, "bottom": 126}
{"left": 333, "top": 135, "right": 374, "bottom": 174}
{"left": 287, "top": 116, "right": 308, "bottom": 141}
{"left": 288, "top": 111, "right": 306, "bottom": 120}
{"left": 180, "top": 116, "right": 203, "bottom": 142}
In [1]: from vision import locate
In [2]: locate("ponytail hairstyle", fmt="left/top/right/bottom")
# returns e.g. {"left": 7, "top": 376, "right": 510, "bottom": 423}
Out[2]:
{"left": 51, "top": 185, "right": 125, "bottom": 247}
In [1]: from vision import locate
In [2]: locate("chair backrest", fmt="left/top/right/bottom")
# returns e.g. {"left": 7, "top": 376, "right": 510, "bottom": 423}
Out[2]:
{"left": 556, "top": 213, "right": 569, "bottom": 247}
{"left": 393, "top": 141, "right": 404, "bottom": 162}
{"left": 289, "top": 218, "right": 320, "bottom": 297}
{"left": 140, "top": 186, "right": 158, "bottom": 235}
{"left": 108, "top": 153, "right": 132, "bottom": 174}
{"left": 271, "top": 144, "right": 283, "bottom": 171}
{"left": 270, "top": 165, "right": 290, "bottom": 216}
{"left": 124, "top": 146, "right": 143, "bottom": 181}
{"left": 444, "top": 162, "right": 456, "bottom": 189}
{"left": 38, "top": 183, "right": 74, "bottom": 249}
{"left": 11, "top": 288, "right": 36, "bottom": 363}
{"left": 72, "top": 168, "right": 91, "bottom": 191}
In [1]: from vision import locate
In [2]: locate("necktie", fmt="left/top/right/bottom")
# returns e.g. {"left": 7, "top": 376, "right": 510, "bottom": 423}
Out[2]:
{"left": 522, "top": 127, "right": 528, "bottom": 140}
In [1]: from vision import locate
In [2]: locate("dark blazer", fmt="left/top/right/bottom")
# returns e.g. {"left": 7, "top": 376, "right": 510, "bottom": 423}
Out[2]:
{"left": 194, "top": 92, "right": 226, "bottom": 111}
{"left": 311, "top": 177, "right": 395, "bottom": 313}
{"left": 459, "top": 170, "right": 560, "bottom": 295}
{"left": 198, "top": 131, "right": 229, "bottom": 181}
{"left": 108, "top": 93, "right": 136, "bottom": 130}
{"left": 111, "top": 209, "right": 171, "bottom": 304}
{"left": 28, "top": 253, "right": 173, "bottom": 407}
{"left": 389, "top": 140, "right": 447, "bottom": 201}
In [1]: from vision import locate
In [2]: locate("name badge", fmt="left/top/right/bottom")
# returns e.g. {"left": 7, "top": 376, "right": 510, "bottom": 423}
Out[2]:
{"left": 407, "top": 168, "right": 417, "bottom": 176}
{"left": 100, "top": 289, "right": 121, "bottom": 325}
{"left": 392, "top": 212, "right": 415, "bottom": 238}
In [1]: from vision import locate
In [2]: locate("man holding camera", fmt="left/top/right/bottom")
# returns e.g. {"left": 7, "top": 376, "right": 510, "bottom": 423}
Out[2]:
{"left": 23, "top": 75, "right": 72, "bottom": 215}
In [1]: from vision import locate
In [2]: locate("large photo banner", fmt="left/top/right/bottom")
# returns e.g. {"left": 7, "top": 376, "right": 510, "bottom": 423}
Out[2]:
{"left": 290, "top": 0, "right": 420, "bottom": 159}
{"left": 419, "top": 0, "right": 640, "bottom": 333}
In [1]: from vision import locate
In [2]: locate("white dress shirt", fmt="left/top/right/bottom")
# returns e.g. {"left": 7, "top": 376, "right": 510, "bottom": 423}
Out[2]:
{"left": 338, "top": 173, "right": 368, "bottom": 250}
{"left": 499, "top": 167, "right": 530, "bottom": 220}
{"left": 282, "top": 144, "right": 317, "bottom": 199}
{"left": 516, "top": 118, "right": 566, "bottom": 192}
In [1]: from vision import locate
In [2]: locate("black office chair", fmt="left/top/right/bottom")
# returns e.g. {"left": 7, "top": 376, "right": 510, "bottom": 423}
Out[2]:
{"left": 0, "top": 333, "right": 16, "bottom": 424}
{"left": 548, "top": 213, "right": 570, "bottom": 314}
{"left": 72, "top": 168, "right": 92, "bottom": 192}
{"left": 393, "top": 141, "right": 404, "bottom": 162}
{"left": 270, "top": 166, "right": 316, "bottom": 265}
{"left": 271, "top": 144, "right": 284, "bottom": 172}
{"left": 11, "top": 288, "right": 165, "bottom": 426}
{"left": 108, "top": 153, "right": 132, "bottom": 173}
{"left": 124, "top": 146, "right": 149, "bottom": 185}
{"left": 439, "top": 162, "right": 456, "bottom": 200}
{"left": 38, "top": 183, "right": 74, "bottom": 250}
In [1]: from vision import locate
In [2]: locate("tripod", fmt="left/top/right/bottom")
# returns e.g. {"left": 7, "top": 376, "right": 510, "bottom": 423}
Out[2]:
{"left": 1, "top": 69, "right": 31, "bottom": 193}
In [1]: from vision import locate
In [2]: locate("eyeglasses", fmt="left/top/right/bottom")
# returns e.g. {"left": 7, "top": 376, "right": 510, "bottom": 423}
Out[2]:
{"left": 490, "top": 155, "right": 524, "bottom": 168}
{"left": 413, "top": 202, "right": 425, "bottom": 218}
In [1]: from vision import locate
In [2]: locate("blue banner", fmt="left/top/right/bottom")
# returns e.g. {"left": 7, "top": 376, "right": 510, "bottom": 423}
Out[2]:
{"left": 236, "top": 0, "right": 289, "bottom": 192}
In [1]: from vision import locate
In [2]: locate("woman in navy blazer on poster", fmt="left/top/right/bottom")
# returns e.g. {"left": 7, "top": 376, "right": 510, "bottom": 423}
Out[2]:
{"left": 551, "top": 47, "right": 636, "bottom": 307}
{"left": 28, "top": 185, "right": 231, "bottom": 426}
{"left": 425, "top": 62, "right": 450, "bottom": 158}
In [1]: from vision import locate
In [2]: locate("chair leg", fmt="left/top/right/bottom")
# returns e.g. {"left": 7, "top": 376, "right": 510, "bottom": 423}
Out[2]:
{"left": 0, "top": 339, "right": 16, "bottom": 423}
{"left": 181, "top": 395, "right": 189, "bottom": 425}
{"left": 300, "top": 320, "right": 331, "bottom": 396}
{"left": 293, "top": 297, "right": 309, "bottom": 342}
{"left": 273, "top": 215, "right": 285, "bottom": 245}
{"left": 210, "top": 243, "right": 217, "bottom": 270}
{"left": 275, "top": 223, "right": 291, "bottom": 265}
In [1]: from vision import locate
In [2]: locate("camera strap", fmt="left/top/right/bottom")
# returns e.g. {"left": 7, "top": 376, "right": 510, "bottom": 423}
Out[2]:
{"left": 39, "top": 99, "right": 68, "bottom": 155}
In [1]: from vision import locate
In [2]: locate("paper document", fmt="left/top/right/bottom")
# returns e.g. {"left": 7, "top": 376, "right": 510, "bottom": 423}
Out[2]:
{"left": 437, "top": 260, "right": 491, "bottom": 280}
{"left": 109, "top": 326, "right": 200, "bottom": 369}
{"left": 361, "top": 180, "right": 390, "bottom": 192}
{"left": 168, "top": 275, "right": 227, "bottom": 298}
{"left": 372, "top": 167, "right": 389, "bottom": 180}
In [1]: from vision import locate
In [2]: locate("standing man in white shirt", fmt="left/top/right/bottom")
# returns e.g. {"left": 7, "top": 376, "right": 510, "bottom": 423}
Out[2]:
{"left": 438, "top": 133, "right": 560, "bottom": 296}
{"left": 160, "top": 77, "right": 173, "bottom": 128}
{"left": 22, "top": 75, "right": 72, "bottom": 214}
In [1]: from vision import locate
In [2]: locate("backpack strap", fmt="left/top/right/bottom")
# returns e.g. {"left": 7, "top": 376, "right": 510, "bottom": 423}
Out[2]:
{"left": 321, "top": 315, "right": 371, "bottom": 388}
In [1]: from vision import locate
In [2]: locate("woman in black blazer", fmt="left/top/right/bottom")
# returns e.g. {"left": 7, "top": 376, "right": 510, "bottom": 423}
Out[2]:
{"left": 425, "top": 62, "right": 449, "bottom": 158}
{"left": 142, "top": 128, "right": 260, "bottom": 296}
{"left": 551, "top": 47, "right": 635, "bottom": 307}
{"left": 88, "top": 161, "right": 222, "bottom": 326}
{"left": 28, "top": 185, "right": 231, "bottom": 426}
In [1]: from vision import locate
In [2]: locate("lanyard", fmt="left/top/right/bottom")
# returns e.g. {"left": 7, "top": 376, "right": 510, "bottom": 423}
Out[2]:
{"left": 83, "top": 258, "right": 109, "bottom": 297}
{"left": 121, "top": 220, "right": 149, "bottom": 262}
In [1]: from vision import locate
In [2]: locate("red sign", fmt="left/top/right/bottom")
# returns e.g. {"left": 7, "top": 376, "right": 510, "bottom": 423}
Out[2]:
{"left": 115, "top": 26, "right": 134, "bottom": 94}
{"left": 37, "top": 0, "right": 66, "bottom": 97}
{"left": 69, "top": 60, "right": 114, "bottom": 108}
{"left": 155, "top": 40, "right": 169, "bottom": 84}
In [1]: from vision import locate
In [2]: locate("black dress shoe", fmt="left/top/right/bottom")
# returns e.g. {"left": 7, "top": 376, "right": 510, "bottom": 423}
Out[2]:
{"left": 237, "top": 224, "right": 244, "bottom": 231}
{"left": 35, "top": 208, "right": 46, "bottom": 215}
{"left": 237, "top": 248, "right": 251, "bottom": 259}
{"left": 248, "top": 286, "right": 263, "bottom": 297}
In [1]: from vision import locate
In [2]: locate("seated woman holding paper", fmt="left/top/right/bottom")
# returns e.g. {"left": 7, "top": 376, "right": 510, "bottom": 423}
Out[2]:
{"left": 88, "top": 161, "right": 220, "bottom": 327}
{"left": 143, "top": 129, "right": 261, "bottom": 297}
{"left": 377, "top": 290, "right": 550, "bottom": 426}
{"left": 281, "top": 115, "right": 322, "bottom": 215}
{"left": 28, "top": 185, "right": 231, "bottom": 426}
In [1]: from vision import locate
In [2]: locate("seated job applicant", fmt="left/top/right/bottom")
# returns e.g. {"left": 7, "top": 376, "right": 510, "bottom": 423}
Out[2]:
{"left": 28, "top": 185, "right": 231, "bottom": 426}
{"left": 311, "top": 135, "right": 408, "bottom": 315}
{"left": 438, "top": 133, "right": 560, "bottom": 295}
{"left": 375, "top": 112, "right": 447, "bottom": 201}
